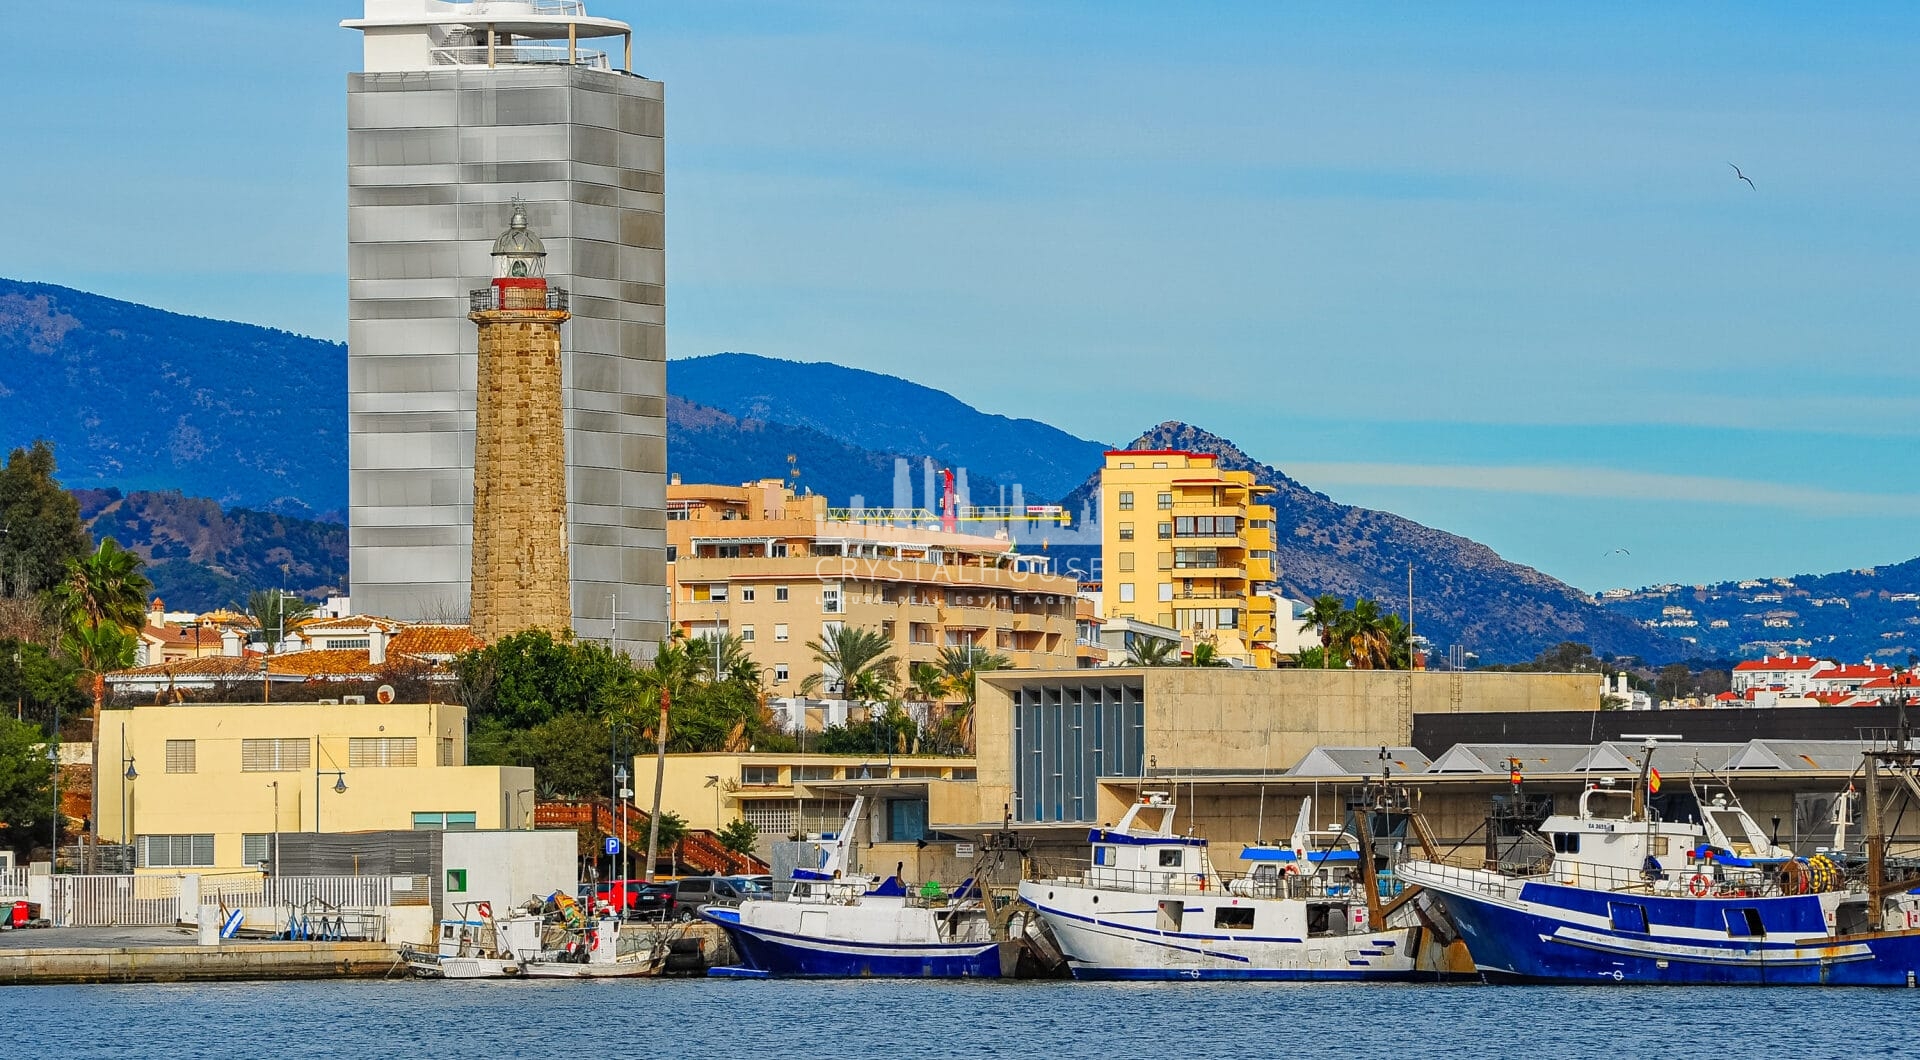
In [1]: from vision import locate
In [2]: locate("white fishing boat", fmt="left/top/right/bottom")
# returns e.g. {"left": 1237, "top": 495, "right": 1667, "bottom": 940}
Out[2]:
{"left": 1017, "top": 793, "right": 1421, "bottom": 980}
{"left": 403, "top": 901, "right": 543, "bottom": 979}
{"left": 702, "top": 797, "right": 1012, "bottom": 978}
{"left": 519, "top": 915, "right": 669, "bottom": 978}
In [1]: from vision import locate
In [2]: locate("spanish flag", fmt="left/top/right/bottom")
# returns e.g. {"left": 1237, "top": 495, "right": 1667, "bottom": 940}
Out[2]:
{"left": 1648, "top": 768, "right": 1662, "bottom": 795}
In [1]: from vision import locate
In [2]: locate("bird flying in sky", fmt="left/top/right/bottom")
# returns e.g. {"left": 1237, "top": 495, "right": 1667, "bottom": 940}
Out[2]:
{"left": 1728, "top": 162, "right": 1755, "bottom": 189}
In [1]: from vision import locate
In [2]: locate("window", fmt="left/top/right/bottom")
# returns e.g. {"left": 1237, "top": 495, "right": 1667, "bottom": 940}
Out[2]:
{"left": 775, "top": 585, "right": 790, "bottom": 601}
{"left": 1159, "top": 583, "right": 1174, "bottom": 602}
{"left": 774, "top": 664, "right": 790, "bottom": 682}
{"left": 793, "top": 765, "right": 836, "bottom": 781}
{"left": 1118, "top": 583, "right": 1135, "bottom": 603}
{"left": 775, "top": 623, "right": 790, "bottom": 642}
{"left": 1156, "top": 900, "right": 1184, "bottom": 932}
{"left": 349, "top": 737, "right": 417, "bottom": 768}
{"left": 1118, "top": 523, "right": 1134, "bottom": 541}
{"left": 165, "top": 740, "right": 196, "bottom": 774}
{"left": 740, "top": 625, "right": 755, "bottom": 642}
{"left": 740, "top": 587, "right": 756, "bottom": 602}
{"left": 822, "top": 621, "right": 844, "bottom": 640}
{"left": 1552, "top": 832, "right": 1581, "bottom": 854}
{"left": 1158, "top": 523, "right": 1172, "bottom": 540}
{"left": 951, "top": 768, "right": 977, "bottom": 781}
{"left": 1156, "top": 492, "right": 1172, "bottom": 509}
{"left": 1152, "top": 461, "right": 1168, "bottom": 469}
{"left": 1117, "top": 462, "right": 1134, "bottom": 469}
{"left": 1214, "top": 907, "right": 1256, "bottom": 930}
{"left": 1117, "top": 491, "right": 1134, "bottom": 511}
{"left": 446, "top": 869, "right": 468, "bottom": 893}
{"left": 711, "top": 584, "right": 729, "bottom": 602}
{"left": 326, "top": 638, "right": 371, "bottom": 650}
{"left": 888, "top": 799, "right": 930, "bottom": 842}
{"left": 243, "top": 834, "right": 271, "bottom": 867}
{"left": 139, "top": 834, "right": 214, "bottom": 868}
{"left": 665, "top": 545, "right": 678, "bottom": 562}
{"left": 1093, "top": 845, "right": 1115, "bottom": 866}
{"left": 1725, "top": 908, "right": 1766, "bottom": 937}
{"left": 412, "top": 811, "right": 478, "bottom": 831}
{"left": 822, "top": 587, "right": 844, "bottom": 614}
{"left": 1117, "top": 552, "right": 1135, "bottom": 572}
{"left": 1158, "top": 848, "right": 1184, "bottom": 868}
{"left": 440, "top": 738, "right": 456, "bottom": 766}
{"left": 242, "top": 738, "right": 310, "bottom": 772}
{"left": 741, "top": 765, "right": 781, "bottom": 785}
{"left": 1609, "top": 902, "right": 1649, "bottom": 934}
{"left": 770, "top": 543, "right": 789, "bottom": 558}
{"left": 1174, "top": 548, "right": 1221, "bottom": 569}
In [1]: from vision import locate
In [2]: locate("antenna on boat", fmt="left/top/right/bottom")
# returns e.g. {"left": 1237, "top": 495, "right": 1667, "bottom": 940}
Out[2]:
{"left": 1619, "top": 734, "right": 1682, "bottom": 822}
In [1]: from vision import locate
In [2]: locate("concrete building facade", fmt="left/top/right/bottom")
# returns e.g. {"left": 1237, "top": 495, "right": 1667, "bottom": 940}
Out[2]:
{"left": 343, "top": 1, "right": 666, "bottom": 651}
{"left": 1098, "top": 451, "right": 1278, "bottom": 666}
{"left": 99, "top": 701, "right": 533, "bottom": 873}
{"left": 667, "top": 479, "right": 1081, "bottom": 706}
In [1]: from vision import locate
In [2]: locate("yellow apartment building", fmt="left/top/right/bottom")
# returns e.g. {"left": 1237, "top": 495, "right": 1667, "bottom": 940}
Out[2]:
{"left": 630, "top": 750, "right": 978, "bottom": 837}
{"left": 1098, "top": 450, "right": 1278, "bottom": 666}
{"left": 667, "top": 479, "right": 1081, "bottom": 705}
{"left": 98, "top": 702, "right": 534, "bottom": 873}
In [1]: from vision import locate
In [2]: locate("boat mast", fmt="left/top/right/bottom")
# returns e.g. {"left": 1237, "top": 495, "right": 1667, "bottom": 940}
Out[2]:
{"left": 1865, "top": 748, "right": 1884, "bottom": 932}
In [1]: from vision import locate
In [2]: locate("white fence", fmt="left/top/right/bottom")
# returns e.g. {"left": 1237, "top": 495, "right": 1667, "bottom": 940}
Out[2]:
{"left": 46, "top": 873, "right": 416, "bottom": 929}
{"left": 0, "top": 869, "right": 28, "bottom": 898}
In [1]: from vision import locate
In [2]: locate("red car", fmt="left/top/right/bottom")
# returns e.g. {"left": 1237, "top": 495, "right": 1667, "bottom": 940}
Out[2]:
{"left": 590, "top": 879, "right": 677, "bottom": 921}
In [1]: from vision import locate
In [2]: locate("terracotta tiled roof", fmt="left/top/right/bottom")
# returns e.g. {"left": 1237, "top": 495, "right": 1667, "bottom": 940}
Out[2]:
{"left": 108, "top": 656, "right": 261, "bottom": 680}
{"left": 389, "top": 625, "right": 482, "bottom": 657}
{"left": 298, "top": 615, "right": 402, "bottom": 634}
{"left": 266, "top": 649, "right": 384, "bottom": 679}
{"left": 1732, "top": 655, "right": 1823, "bottom": 671}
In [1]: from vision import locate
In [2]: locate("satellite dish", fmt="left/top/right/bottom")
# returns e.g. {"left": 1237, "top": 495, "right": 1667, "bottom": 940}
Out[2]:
{"left": 376, "top": 684, "right": 396, "bottom": 704}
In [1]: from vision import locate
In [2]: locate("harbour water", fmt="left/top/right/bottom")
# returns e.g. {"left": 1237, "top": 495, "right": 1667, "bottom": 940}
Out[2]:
{"left": 6, "top": 978, "right": 1912, "bottom": 1058}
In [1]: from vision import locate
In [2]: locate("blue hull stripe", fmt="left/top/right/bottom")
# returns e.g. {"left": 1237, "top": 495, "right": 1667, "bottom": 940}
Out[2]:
{"left": 701, "top": 912, "right": 1003, "bottom": 979}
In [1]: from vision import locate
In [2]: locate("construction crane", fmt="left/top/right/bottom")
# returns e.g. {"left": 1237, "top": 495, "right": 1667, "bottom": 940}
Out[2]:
{"left": 825, "top": 469, "right": 1071, "bottom": 531}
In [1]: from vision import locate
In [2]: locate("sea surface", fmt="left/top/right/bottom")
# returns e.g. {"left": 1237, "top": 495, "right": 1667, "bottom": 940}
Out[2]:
{"left": 3, "top": 978, "right": 1913, "bottom": 1058}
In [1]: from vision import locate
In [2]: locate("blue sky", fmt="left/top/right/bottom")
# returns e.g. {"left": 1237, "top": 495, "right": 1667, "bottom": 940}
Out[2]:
{"left": 8, "top": 2, "right": 1918, "bottom": 592}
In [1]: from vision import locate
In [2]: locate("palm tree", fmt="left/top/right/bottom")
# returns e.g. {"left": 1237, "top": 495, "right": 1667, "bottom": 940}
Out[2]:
{"left": 49, "top": 537, "right": 150, "bottom": 721}
{"left": 245, "top": 589, "right": 318, "bottom": 655}
{"left": 1124, "top": 636, "right": 1178, "bottom": 666}
{"left": 1380, "top": 613, "right": 1413, "bottom": 670}
{"left": 685, "top": 631, "right": 761, "bottom": 688}
{"left": 1187, "top": 640, "right": 1230, "bottom": 667}
{"left": 800, "top": 625, "right": 899, "bottom": 706}
{"left": 1338, "top": 598, "right": 1393, "bottom": 669}
{"left": 934, "top": 643, "right": 1008, "bottom": 752}
{"left": 1299, "top": 593, "right": 1346, "bottom": 669}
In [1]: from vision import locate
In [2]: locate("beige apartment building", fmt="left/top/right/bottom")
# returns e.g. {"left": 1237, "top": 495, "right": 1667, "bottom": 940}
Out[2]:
{"left": 98, "top": 701, "right": 533, "bottom": 873}
{"left": 667, "top": 480, "right": 1081, "bottom": 706}
{"left": 1098, "top": 451, "right": 1279, "bottom": 666}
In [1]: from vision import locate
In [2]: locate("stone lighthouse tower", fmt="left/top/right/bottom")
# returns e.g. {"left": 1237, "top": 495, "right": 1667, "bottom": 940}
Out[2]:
{"left": 468, "top": 199, "right": 572, "bottom": 642}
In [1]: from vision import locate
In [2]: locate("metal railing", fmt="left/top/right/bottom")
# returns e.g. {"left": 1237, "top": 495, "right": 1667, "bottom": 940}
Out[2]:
{"left": 470, "top": 287, "right": 570, "bottom": 312}
{"left": 430, "top": 44, "right": 609, "bottom": 70}
{"left": 1039, "top": 864, "right": 1397, "bottom": 902}
{"left": 0, "top": 868, "right": 29, "bottom": 897}
{"left": 1406, "top": 856, "right": 1805, "bottom": 900}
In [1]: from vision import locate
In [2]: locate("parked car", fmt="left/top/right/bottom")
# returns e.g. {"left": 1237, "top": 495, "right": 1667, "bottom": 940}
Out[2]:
{"left": 591, "top": 879, "right": 678, "bottom": 921}
{"left": 670, "top": 876, "right": 762, "bottom": 918}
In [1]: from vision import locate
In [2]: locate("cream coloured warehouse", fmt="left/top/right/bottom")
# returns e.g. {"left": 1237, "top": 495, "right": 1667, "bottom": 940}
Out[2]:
{"left": 99, "top": 702, "right": 533, "bottom": 874}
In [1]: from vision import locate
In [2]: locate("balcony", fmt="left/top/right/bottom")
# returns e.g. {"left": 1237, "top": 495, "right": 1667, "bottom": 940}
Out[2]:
{"left": 470, "top": 286, "right": 569, "bottom": 312}
{"left": 431, "top": 44, "right": 611, "bottom": 71}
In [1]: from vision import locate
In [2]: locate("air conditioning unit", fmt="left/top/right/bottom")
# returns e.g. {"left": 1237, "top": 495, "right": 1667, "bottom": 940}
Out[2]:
{"left": 341, "top": 695, "right": 367, "bottom": 705}
{"left": 316, "top": 699, "right": 340, "bottom": 705}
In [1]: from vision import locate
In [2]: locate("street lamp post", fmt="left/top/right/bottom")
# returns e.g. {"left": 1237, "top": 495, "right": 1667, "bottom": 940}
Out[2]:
{"left": 120, "top": 724, "right": 137, "bottom": 848}
{"left": 315, "top": 769, "right": 347, "bottom": 832}
{"left": 615, "top": 765, "right": 630, "bottom": 882}
{"left": 269, "top": 780, "right": 281, "bottom": 877}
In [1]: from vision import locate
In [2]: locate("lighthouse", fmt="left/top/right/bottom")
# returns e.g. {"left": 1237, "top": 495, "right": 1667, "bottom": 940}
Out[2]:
{"left": 468, "top": 199, "right": 572, "bottom": 641}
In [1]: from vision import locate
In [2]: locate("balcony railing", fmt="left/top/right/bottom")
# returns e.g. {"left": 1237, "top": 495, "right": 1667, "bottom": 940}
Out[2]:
{"left": 431, "top": 44, "right": 610, "bottom": 70}
{"left": 470, "top": 287, "right": 570, "bottom": 312}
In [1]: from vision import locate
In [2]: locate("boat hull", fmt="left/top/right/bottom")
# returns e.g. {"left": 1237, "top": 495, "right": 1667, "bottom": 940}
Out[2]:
{"left": 700, "top": 906, "right": 1006, "bottom": 979}
{"left": 1019, "top": 881, "right": 1420, "bottom": 982}
{"left": 1411, "top": 869, "right": 1920, "bottom": 986}
{"left": 518, "top": 954, "right": 664, "bottom": 979}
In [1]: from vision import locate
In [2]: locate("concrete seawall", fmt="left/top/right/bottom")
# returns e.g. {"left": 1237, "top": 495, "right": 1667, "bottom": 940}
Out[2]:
{"left": 0, "top": 942, "right": 400, "bottom": 986}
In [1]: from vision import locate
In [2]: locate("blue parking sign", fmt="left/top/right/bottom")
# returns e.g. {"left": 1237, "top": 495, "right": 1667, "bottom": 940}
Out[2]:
{"left": 605, "top": 836, "right": 620, "bottom": 856}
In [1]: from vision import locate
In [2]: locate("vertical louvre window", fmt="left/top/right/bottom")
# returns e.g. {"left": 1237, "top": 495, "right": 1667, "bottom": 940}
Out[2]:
{"left": 349, "top": 736, "right": 418, "bottom": 768}
{"left": 439, "top": 737, "right": 456, "bottom": 766}
{"left": 139, "top": 834, "right": 215, "bottom": 868}
{"left": 241, "top": 738, "right": 311, "bottom": 772}
{"left": 165, "top": 740, "right": 196, "bottom": 774}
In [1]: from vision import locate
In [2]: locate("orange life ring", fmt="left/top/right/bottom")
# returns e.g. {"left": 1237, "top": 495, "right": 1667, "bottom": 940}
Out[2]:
{"left": 1686, "top": 874, "right": 1710, "bottom": 897}
{"left": 476, "top": 901, "right": 493, "bottom": 919}
{"left": 1281, "top": 864, "right": 1299, "bottom": 877}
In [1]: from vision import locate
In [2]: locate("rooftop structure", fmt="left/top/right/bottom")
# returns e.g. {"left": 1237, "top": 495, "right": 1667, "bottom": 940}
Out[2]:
{"left": 342, "top": 0, "right": 667, "bottom": 651}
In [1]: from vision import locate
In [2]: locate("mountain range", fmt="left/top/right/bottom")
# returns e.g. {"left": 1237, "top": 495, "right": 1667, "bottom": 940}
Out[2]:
{"left": 6, "top": 277, "right": 1915, "bottom": 664}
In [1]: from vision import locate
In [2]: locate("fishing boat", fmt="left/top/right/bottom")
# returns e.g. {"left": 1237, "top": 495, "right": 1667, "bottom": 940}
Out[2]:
{"left": 519, "top": 914, "right": 669, "bottom": 978}
{"left": 1016, "top": 792, "right": 1422, "bottom": 980}
{"left": 701, "top": 797, "right": 1012, "bottom": 978}
{"left": 402, "top": 901, "right": 543, "bottom": 979}
{"left": 1400, "top": 736, "right": 1920, "bottom": 985}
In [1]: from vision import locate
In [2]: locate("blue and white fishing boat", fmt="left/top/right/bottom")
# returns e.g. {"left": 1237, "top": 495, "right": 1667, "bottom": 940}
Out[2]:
{"left": 1401, "top": 738, "right": 1920, "bottom": 986}
{"left": 1017, "top": 792, "right": 1421, "bottom": 980}
{"left": 702, "top": 797, "right": 1011, "bottom": 978}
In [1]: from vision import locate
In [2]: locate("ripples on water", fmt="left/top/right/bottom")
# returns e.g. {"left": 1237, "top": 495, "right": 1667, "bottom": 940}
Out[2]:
{"left": 6, "top": 979, "right": 1913, "bottom": 1059}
